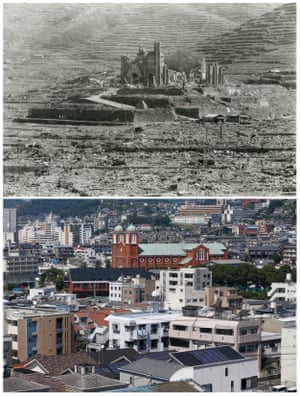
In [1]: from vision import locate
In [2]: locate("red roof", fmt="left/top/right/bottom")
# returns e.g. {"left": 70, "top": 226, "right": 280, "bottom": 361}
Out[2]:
{"left": 75, "top": 307, "right": 130, "bottom": 327}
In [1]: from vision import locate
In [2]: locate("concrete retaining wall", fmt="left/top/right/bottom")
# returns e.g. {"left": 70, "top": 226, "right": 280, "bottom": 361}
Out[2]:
{"left": 29, "top": 108, "right": 135, "bottom": 122}
{"left": 117, "top": 87, "right": 184, "bottom": 96}
{"left": 134, "top": 109, "right": 175, "bottom": 123}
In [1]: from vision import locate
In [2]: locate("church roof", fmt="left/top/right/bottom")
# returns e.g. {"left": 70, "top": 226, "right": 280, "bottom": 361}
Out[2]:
{"left": 138, "top": 242, "right": 226, "bottom": 257}
{"left": 139, "top": 243, "right": 199, "bottom": 256}
{"left": 202, "top": 242, "right": 227, "bottom": 255}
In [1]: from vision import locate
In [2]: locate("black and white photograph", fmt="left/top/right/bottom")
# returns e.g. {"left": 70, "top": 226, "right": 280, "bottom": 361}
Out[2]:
{"left": 3, "top": 2, "right": 296, "bottom": 197}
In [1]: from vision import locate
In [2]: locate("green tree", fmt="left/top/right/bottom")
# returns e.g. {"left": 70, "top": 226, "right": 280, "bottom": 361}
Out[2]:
{"left": 40, "top": 268, "right": 65, "bottom": 291}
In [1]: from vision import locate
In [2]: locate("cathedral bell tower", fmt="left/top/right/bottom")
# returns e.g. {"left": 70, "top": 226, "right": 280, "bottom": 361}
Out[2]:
{"left": 112, "top": 225, "right": 139, "bottom": 268}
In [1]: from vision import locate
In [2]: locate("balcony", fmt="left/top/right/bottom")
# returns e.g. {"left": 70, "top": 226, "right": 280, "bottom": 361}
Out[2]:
{"left": 124, "top": 331, "right": 137, "bottom": 341}
{"left": 137, "top": 329, "right": 147, "bottom": 339}
{"left": 7, "top": 324, "right": 18, "bottom": 335}
{"left": 262, "top": 345, "right": 281, "bottom": 358}
{"left": 12, "top": 341, "right": 18, "bottom": 350}
{"left": 161, "top": 328, "right": 169, "bottom": 337}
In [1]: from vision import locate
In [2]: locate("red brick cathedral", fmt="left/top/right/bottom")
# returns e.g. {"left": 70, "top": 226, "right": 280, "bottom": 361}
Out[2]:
{"left": 112, "top": 225, "right": 228, "bottom": 270}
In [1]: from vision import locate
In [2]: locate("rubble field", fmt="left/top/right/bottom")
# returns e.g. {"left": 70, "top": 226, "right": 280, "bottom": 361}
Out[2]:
{"left": 4, "top": 102, "right": 296, "bottom": 197}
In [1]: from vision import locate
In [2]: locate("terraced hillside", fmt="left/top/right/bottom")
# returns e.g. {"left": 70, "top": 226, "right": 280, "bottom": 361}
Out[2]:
{"left": 4, "top": 3, "right": 278, "bottom": 88}
{"left": 196, "top": 3, "right": 296, "bottom": 75}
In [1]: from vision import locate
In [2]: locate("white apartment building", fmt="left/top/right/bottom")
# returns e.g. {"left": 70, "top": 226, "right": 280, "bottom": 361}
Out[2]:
{"left": 156, "top": 268, "right": 212, "bottom": 310}
{"left": 80, "top": 223, "right": 93, "bottom": 245}
{"left": 267, "top": 274, "right": 296, "bottom": 302}
{"left": 106, "top": 310, "right": 182, "bottom": 352}
{"left": 280, "top": 322, "right": 297, "bottom": 387}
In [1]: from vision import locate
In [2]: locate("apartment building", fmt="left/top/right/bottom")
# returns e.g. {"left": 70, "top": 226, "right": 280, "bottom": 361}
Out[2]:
{"left": 156, "top": 268, "right": 212, "bottom": 310}
{"left": 168, "top": 316, "right": 261, "bottom": 361}
{"left": 106, "top": 310, "right": 181, "bottom": 352}
{"left": 267, "top": 274, "right": 296, "bottom": 302}
{"left": 4, "top": 307, "right": 74, "bottom": 362}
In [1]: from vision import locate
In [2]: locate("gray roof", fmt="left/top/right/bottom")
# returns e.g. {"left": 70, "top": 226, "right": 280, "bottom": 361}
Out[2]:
{"left": 119, "top": 358, "right": 182, "bottom": 380}
{"left": 202, "top": 243, "right": 226, "bottom": 255}
{"left": 139, "top": 243, "right": 198, "bottom": 256}
{"left": 139, "top": 242, "right": 226, "bottom": 257}
{"left": 3, "top": 376, "right": 50, "bottom": 392}
{"left": 55, "top": 373, "right": 128, "bottom": 391}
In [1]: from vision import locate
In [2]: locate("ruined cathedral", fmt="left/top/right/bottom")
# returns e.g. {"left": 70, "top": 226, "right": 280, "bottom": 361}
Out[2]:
{"left": 121, "top": 41, "right": 169, "bottom": 87}
{"left": 120, "top": 41, "right": 224, "bottom": 88}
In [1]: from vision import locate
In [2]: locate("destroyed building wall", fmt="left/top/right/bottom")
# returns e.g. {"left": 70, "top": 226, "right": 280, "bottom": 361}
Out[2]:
{"left": 121, "top": 41, "right": 169, "bottom": 87}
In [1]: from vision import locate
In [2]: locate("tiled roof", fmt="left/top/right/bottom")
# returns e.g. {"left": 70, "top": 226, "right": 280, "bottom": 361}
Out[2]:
{"left": 119, "top": 358, "right": 182, "bottom": 380}
{"left": 139, "top": 243, "right": 199, "bottom": 256}
{"left": 55, "top": 373, "right": 128, "bottom": 391}
{"left": 3, "top": 376, "right": 50, "bottom": 392}
{"left": 23, "top": 352, "right": 98, "bottom": 376}
{"left": 202, "top": 242, "right": 226, "bottom": 255}
{"left": 75, "top": 307, "right": 131, "bottom": 327}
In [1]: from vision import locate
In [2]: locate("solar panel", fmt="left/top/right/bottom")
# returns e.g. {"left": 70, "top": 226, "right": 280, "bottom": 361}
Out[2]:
{"left": 172, "top": 346, "right": 243, "bottom": 366}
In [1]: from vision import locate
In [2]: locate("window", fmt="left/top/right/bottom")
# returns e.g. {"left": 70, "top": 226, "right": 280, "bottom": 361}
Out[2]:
{"left": 173, "top": 324, "right": 187, "bottom": 331}
{"left": 240, "top": 329, "right": 247, "bottom": 335}
{"left": 225, "top": 367, "right": 228, "bottom": 377}
{"left": 199, "top": 249, "right": 205, "bottom": 260}
{"left": 216, "top": 328, "right": 234, "bottom": 336}
{"left": 151, "top": 339, "right": 158, "bottom": 349}
{"left": 241, "top": 377, "right": 257, "bottom": 390}
{"left": 157, "top": 258, "right": 161, "bottom": 263}
{"left": 169, "top": 338, "right": 189, "bottom": 348}
{"left": 200, "top": 327, "right": 212, "bottom": 333}
{"left": 165, "top": 258, "right": 169, "bottom": 263}
{"left": 148, "top": 257, "right": 153, "bottom": 263}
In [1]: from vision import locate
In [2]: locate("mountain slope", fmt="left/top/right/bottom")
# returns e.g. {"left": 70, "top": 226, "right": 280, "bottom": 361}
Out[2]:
{"left": 196, "top": 3, "right": 296, "bottom": 74}
{"left": 4, "top": 3, "right": 278, "bottom": 72}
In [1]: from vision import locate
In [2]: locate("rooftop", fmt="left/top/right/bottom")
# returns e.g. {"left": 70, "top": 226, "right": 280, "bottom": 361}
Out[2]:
{"left": 119, "top": 357, "right": 182, "bottom": 380}
{"left": 55, "top": 372, "right": 128, "bottom": 392}
{"left": 170, "top": 346, "right": 245, "bottom": 366}
{"left": 3, "top": 376, "right": 50, "bottom": 392}
{"left": 107, "top": 310, "right": 182, "bottom": 324}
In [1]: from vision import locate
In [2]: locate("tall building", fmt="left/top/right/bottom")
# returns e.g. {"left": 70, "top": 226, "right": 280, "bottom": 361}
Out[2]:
{"left": 60, "top": 224, "right": 73, "bottom": 247}
{"left": 80, "top": 223, "right": 93, "bottom": 245}
{"left": 3, "top": 208, "right": 17, "bottom": 233}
